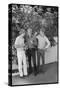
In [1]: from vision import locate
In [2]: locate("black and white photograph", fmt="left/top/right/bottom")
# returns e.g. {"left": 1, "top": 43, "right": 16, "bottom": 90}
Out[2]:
{"left": 8, "top": 4, "right": 58, "bottom": 86}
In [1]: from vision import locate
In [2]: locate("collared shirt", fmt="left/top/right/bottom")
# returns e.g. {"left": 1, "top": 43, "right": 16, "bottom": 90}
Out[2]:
{"left": 15, "top": 34, "right": 25, "bottom": 50}
{"left": 36, "top": 34, "right": 50, "bottom": 49}
{"left": 26, "top": 34, "right": 38, "bottom": 49}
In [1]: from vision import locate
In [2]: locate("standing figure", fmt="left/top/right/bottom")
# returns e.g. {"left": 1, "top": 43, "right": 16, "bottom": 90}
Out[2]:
{"left": 36, "top": 28, "right": 50, "bottom": 73}
{"left": 26, "top": 28, "right": 38, "bottom": 76}
{"left": 15, "top": 29, "right": 28, "bottom": 78}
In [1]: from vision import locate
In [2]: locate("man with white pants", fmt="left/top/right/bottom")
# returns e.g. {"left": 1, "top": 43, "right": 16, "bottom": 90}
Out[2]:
{"left": 15, "top": 29, "right": 28, "bottom": 78}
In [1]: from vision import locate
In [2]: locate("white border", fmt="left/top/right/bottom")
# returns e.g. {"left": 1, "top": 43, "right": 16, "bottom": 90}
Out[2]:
{"left": 0, "top": 0, "right": 60, "bottom": 89}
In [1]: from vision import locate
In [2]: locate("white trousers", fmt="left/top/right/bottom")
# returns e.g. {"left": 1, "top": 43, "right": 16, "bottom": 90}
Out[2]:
{"left": 17, "top": 49, "right": 27, "bottom": 77}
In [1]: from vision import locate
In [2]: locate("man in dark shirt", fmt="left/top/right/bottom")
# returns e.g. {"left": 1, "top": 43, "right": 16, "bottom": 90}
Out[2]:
{"left": 26, "top": 28, "right": 38, "bottom": 76}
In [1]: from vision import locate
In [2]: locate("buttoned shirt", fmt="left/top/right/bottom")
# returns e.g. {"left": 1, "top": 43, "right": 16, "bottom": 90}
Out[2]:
{"left": 15, "top": 34, "right": 25, "bottom": 50}
{"left": 26, "top": 34, "right": 38, "bottom": 49}
{"left": 36, "top": 34, "right": 50, "bottom": 49}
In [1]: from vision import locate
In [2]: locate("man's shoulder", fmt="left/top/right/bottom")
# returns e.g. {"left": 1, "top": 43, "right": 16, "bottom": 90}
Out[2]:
{"left": 36, "top": 35, "right": 40, "bottom": 38}
{"left": 44, "top": 35, "right": 48, "bottom": 39}
{"left": 16, "top": 35, "right": 23, "bottom": 39}
{"left": 15, "top": 35, "right": 23, "bottom": 42}
{"left": 15, "top": 36, "right": 19, "bottom": 41}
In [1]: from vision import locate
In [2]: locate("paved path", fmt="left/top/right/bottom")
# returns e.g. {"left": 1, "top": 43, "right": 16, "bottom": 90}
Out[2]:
{"left": 12, "top": 62, "right": 58, "bottom": 85}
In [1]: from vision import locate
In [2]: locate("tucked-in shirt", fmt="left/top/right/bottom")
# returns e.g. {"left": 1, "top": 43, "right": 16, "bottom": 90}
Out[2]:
{"left": 26, "top": 35, "right": 38, "bottom": 49}
{"left": 15, "top": 34, "right": 25, "bottom": 50}
{"left": 36, "top": 35, "right": 50, "bottom": 49}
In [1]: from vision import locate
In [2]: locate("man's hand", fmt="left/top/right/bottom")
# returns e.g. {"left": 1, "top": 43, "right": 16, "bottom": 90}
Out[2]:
{"left": 43, "top": 48, "right": 48, "bottom": 52}
{"left": 34, "top": 32, "right": 37, "bottom": 36}
{"left": 15, "top": 44, "right": 25, "bottom": 49}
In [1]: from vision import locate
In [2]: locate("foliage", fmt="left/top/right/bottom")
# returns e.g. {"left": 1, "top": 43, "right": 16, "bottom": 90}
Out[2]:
{"left": 11, "top": 5, "right": 58, "bottom": 36}
{"left": 9, "top": 4, "right": 58, "bottom": 63}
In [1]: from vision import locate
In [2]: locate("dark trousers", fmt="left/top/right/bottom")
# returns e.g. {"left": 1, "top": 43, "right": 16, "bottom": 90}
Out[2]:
{"left": 37, "top": 49, "right": 45, "bottom": 71}
{"left": 26, "top": 48, "right": 37, "bottom": 73}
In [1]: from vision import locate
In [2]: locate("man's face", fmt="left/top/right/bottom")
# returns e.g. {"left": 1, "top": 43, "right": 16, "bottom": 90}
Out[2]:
{"left": 20, "top": 32, "right": 25, "bottom": 37}
{"left": 19, "top": 29, "right": 25, "bottom": 37}
{"left": 27, "top": 28, "right": 32, "bottom": 37}
{"left": 40, "top": 30, "right": 44, "bottom": 37}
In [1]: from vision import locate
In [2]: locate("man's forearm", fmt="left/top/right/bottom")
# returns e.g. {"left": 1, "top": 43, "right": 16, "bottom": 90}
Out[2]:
{"left": 15, "top": 44, "right": 25, "bottom": 49}
{"left": 44, "top": 42, "right": 50, "bottom": 49}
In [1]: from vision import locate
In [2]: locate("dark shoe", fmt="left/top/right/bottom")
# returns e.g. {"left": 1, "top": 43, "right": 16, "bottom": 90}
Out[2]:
{"left": 24, "top": 75, "right": 29, "bottom": 78}
{"left": 40, "top": 69, "right": 45, "bottom": 73}
{"left": 34, "top": 71, "right": 37, "bottom": 76}
{"left": 34, "top": 73, "right": 37, "bottom": 76}
{"left": 37, "top": 70, "right": 40, "bottom": 74}
{"left": 19, "top": 76, "right": 24, "bottom": 79}
{"left": 28, "top": 70, "right": 32, "bottom": 75}
{"left": 37, "top": 68, "right": 39, "bottom": 72}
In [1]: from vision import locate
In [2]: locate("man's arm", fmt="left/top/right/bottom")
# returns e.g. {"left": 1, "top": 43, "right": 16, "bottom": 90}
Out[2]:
{"left": 14, "top": 37, "right": 25, "bottom": 49}
{"left": 44, "top": 36, "right": 50, "bottom": 49}
{"left": 15, "top": 44, "right": 25, "bottom": 49}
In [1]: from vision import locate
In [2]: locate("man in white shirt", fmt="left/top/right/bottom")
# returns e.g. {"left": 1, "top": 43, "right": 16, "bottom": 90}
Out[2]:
{"left": 36, "top": 29, "right": 50, "bottom": 73}
{"left": 15, "top": 29, "right": 28, "bottom": 78}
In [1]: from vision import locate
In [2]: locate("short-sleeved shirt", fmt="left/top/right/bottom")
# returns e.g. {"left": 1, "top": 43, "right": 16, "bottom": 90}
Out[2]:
{"left": 15, "top": 34, "right": 24, "bottom": 50}
{"left": 36, "top": 35, "right": 50, "bottom": 49}
{"left": 26, "top": 35, "right": 38, "bottom": 49}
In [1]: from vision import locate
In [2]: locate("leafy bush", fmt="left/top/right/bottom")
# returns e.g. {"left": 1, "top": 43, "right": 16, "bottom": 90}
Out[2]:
{"left": 9, "top": 4, "right": 58, "bottom": 63}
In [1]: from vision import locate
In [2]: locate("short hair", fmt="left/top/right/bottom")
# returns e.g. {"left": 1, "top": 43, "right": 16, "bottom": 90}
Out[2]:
{"left": 40, "top": 27, "right": 45, "bottom": 32}
{"left": 27, "top": 28, "right": 32, "bottom": 31}
{"left": 19, "top": 29, "right": 25, "bottom": 35}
